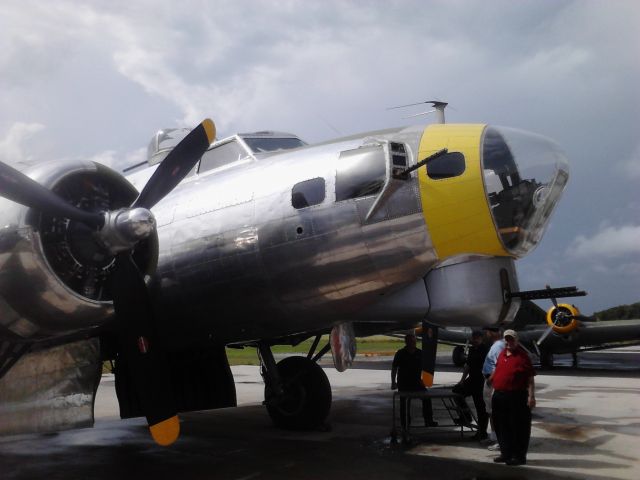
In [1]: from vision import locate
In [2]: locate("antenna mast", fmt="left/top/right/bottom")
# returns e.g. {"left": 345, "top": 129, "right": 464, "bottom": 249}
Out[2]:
{"left": 387, "top": 100, "right": 448, "bottom": 124}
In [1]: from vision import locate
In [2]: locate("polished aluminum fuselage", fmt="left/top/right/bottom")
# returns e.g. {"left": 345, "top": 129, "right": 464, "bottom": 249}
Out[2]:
{"left": 0, "top": 121, "right": 570, "bottom": 439}
{"left": 0, "top": 123, "right": 528, "bottom": 345}
{"left": 145, "top": 126, "right": 437, "bottom": 343}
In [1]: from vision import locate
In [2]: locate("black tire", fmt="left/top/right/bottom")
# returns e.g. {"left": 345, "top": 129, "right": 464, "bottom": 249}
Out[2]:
{"left": 265, "top": 356, "right": 332, "bottom": 430}
{"left": 452, "top": 345, "right": 467, "bottom": 367}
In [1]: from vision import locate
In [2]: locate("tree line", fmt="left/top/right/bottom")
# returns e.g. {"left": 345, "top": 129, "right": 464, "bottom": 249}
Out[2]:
{"left": 593, "top": 302, "right": 640, "bottom": 321}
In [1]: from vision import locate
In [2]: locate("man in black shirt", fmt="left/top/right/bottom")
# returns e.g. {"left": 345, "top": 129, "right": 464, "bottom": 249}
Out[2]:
{"left": 453, "top": 330, "right": 490, "bottom": 440}
{"left": 391, "top": 334, "right": 437, "bottom": 430}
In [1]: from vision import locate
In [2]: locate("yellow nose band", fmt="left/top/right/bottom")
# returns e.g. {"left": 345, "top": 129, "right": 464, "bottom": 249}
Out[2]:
{"left": 417, "top": 124, "right": 509, "bottom": 259}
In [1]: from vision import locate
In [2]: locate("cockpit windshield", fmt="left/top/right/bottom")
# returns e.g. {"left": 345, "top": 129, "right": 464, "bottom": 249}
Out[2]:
{"left": 482, "top": 126, "right": 569, "bottom": 256}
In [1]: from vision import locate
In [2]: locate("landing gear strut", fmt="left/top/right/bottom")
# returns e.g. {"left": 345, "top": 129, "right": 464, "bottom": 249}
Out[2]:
{"left": 258, "top": 342, "right": 332, "bottom": 430}
{"left": 540, "top": 349, "right": 554, "bottom": 369}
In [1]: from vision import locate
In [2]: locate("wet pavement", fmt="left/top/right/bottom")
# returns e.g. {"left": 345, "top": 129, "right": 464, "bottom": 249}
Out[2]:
{"left": 1, "top": 347, "right": 639, "bottom": 480}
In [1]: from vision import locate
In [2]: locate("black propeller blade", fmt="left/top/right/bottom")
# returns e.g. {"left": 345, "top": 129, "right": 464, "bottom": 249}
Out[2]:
{"left": 0, "top": 161, "right": 104, "bottom": 228}
{"left": 112, "top": 253, "right": 178, "bottom": 445}
{"left": 111, "top": 119, "right": 215, "bottom": 445}
{"left": 133, "top": 119, "right": 215, "bottom": 209}
{"left": 547, "top": 285, "right": 559, "bottom": 308}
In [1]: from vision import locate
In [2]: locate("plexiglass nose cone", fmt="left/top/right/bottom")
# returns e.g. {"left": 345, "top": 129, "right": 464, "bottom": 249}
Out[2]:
{"left": 482, "top": 126, "right": 569, "bottom": 256}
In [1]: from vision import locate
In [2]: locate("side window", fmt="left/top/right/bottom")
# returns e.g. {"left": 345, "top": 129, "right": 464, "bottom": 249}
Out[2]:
{"left": 390, "top": 142, "right": 408, "bottom": 167}
{"left": 292, "top": 178, "right": 325, "bottom": 209}
{"left": 199, "top": 141, "right": 246, "bottom": 174}
{"left": 426, "top": 152, "right": 466, "bottom": 179}
{"left": 336, "top": 146, "right": 386, "bottom": 201}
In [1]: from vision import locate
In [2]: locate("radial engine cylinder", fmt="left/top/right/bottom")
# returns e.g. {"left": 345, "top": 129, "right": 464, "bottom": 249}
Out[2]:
{"left": 0, "top": 160, "right": 156, "bottom": 338}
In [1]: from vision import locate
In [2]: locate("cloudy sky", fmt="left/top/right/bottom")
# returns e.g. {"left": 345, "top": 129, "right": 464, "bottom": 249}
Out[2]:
{"left": 1, "top": 0, "right": 638, "bottom": 314}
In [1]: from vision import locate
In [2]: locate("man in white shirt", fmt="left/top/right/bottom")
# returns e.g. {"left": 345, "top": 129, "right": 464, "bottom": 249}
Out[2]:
{"left": 482, "top": 327, "right": 505, "bottom": 450}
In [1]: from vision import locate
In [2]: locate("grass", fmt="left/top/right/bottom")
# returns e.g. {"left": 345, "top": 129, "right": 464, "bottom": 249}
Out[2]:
{"left": 102, "top": 336, "right": 453, "bottom": 370}
{"left": 225, "top": 336, "right": 453, "bottom": 366}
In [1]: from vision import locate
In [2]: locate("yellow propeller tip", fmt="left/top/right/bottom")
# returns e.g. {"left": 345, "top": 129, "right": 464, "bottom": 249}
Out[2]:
{"left": 149, "top": 415, "right": 180, "bottom": 446}
{"left": 202, "top": 118, "right": 216, "bottom": 144}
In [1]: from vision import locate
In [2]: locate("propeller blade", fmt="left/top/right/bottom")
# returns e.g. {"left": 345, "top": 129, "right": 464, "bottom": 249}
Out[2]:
{"left": 546, "top": 285, "right": 559, "bottom": 308}
{"left": 536, "top": 326, "right": 554, "bottom": 346}
{"left": 421, "top": 321, "right": 439, "bottom": 388}
{"left": 133, "top": 119, "right": 215, "bottom": 210}
{"left": 112, "top": 253, "right": 178, "bottom": 446}
{"left": 0, "top": 160, "right": 104, "bottom": 228}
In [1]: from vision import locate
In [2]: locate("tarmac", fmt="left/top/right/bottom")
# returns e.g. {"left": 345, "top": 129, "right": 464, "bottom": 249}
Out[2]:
{"left": 1, "top": 347, "right": 639, "bottom": 480}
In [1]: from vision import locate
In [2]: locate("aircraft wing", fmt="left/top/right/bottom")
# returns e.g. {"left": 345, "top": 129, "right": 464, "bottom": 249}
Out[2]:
{"left": 523, "top": 319, "right": 640, "bottom": 354}
{"left": 436, "top": 315, "right": 640, "bottom": 367}
{"left": 434, "top": 327, "right": 471, "bottom": 346}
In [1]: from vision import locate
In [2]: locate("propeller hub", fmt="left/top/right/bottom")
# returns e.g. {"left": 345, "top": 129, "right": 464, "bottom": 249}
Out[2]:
{"left": 116, "top": 207, "right": 155, "bottom": 240}
{"left": 99, "top": 208, "right": 156, "bottom": 254}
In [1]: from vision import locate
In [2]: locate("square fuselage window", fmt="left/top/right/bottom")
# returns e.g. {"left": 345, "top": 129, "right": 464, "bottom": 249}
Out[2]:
{"left": 292, "top": 177, "right": 326, "bottom": 209}
{"left": 426, "top": 152, "right": 466, "bottom": 180}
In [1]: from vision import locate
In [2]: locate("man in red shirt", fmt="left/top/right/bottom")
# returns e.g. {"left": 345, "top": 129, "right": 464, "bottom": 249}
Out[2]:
{"left": 489, "top": 329, "right": 536, "bottom": 466}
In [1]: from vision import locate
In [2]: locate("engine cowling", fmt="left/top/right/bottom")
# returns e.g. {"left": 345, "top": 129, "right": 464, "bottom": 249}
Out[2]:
{"left": 546, "top": 303, "right": 580, "bottom": 334}
{"left": 0, "top": 160, "right": 157, "bottom": 338}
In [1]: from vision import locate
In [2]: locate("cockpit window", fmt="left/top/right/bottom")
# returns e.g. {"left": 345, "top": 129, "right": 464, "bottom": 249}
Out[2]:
{"left": 242, "top": 137, "right": 306, "bottom": 153}
{"left": 336, "top": 145, "right": 386, "bottom": 201}
{"left": 199, "top": 140, "right": 247, "bottom": 173}
{"left": 482, "top": 126, "right": 569, "bottom": 256}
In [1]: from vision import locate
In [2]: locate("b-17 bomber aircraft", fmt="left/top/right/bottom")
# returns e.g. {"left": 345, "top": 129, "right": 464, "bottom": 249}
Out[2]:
{"left": 444, "top": 299, "right": 640, "bottom": 369}
{"left": 0, "top": 103, "right": 571, "bottom": 446}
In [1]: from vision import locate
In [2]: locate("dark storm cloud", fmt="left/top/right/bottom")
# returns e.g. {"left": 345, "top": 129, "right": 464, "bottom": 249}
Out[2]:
{"left": 0, "top": 0, "right": 638, "bottom": 312}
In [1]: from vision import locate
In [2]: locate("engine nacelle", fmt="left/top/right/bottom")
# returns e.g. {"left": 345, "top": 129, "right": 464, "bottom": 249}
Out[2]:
{"left": 546, "top": 303, "right": 580, "bottom": 334}
{"left": 0, "top": 160, "right": 157, "bottom": 338}
{"left": 424, "top": 256, "right": 521, "bottom": 327}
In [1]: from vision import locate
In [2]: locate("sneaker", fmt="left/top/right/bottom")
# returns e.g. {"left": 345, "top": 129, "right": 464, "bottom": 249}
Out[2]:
{"left": 505, "top": 457, "right": 526, "bottom": 466}
{"left": 487, "top": 442, "right": 500, "bottom": 451}
{"left": 493, "top": 456, "right": 506, "bottom": 463}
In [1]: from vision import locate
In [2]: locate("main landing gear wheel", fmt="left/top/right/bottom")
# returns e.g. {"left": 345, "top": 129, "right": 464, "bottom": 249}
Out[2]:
{"left": 452, "top": 345, "right": 467, "bottom": 367}
{"left": 265, "top": 356, "right": 332, "bottom": 430}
